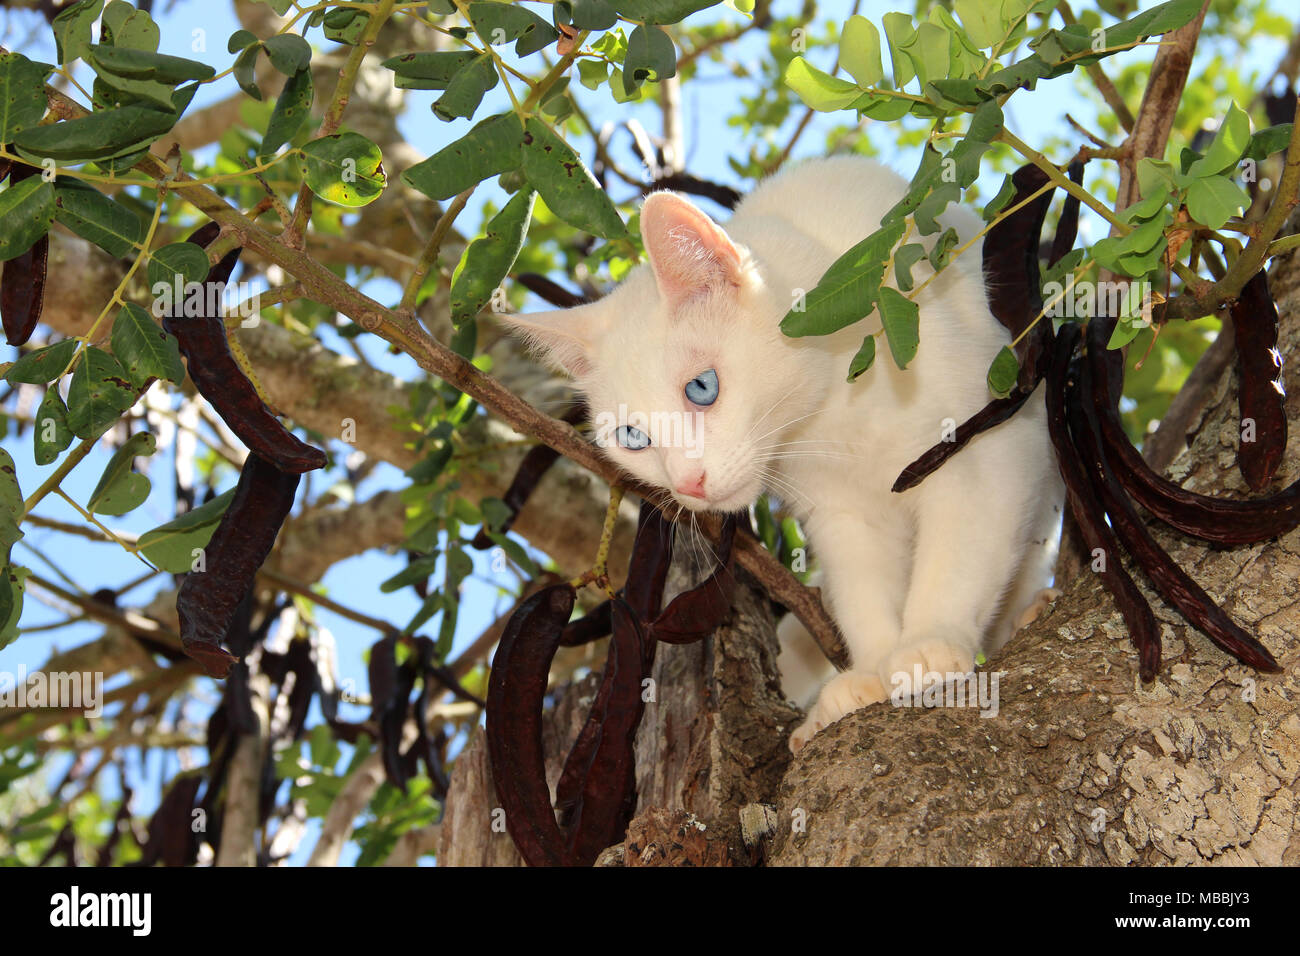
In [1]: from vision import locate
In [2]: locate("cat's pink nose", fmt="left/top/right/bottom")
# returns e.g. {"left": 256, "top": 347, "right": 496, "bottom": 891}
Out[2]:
{"left": 675, "top": 472, "right": 707, "bottom": 499}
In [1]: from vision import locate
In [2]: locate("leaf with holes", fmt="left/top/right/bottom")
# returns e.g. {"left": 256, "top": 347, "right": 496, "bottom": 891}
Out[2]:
{"left": 54, "top": 179, "right": 143, "bottom": 259}
{"left": 520, "top": 118, "right": 625, "bottom": 239}
{"left": 301, "top": 132, "right": 386, "bottom": 207}
{"left": 0, "top": 53, "right": 54, "bottom": 142}
{"left": 66, "top": 347, "right": 137, "bottom": 439}
{"left": 402, "top": 112, "right": 523, "bottom": 201}
{"left": 33, "top": 388, "right": 73, "bottom": 466}
{"left": 112, "top": 302, "right": 186, "bottom": 387}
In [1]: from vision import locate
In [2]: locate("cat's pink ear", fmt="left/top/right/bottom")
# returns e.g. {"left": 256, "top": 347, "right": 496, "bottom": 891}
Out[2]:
{"left": 497, "top": 302, "right": 606, "bottom": 379}
{"left": 641, "top": 192, "right": 744, "bottom": 306}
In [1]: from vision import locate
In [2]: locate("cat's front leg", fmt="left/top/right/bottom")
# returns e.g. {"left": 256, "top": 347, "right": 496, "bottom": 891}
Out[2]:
{"left": 789, "top": 509, "right": 909, "bottom": 752}
{"left": 884, "top": 427, "right": 1050, "bottom": 692}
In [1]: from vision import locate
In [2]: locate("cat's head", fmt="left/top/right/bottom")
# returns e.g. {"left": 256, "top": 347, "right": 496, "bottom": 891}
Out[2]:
{"left": 501, "top": 190, "right": 823, "bottom": 513}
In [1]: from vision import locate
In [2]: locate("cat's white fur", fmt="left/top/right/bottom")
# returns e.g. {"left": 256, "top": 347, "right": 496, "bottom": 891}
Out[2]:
{"left": 503, "top": 156, "right": 1064, "bottom": 751}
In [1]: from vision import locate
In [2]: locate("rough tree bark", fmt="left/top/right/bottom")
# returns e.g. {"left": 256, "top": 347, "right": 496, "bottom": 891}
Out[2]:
{"left": 438, "top": 229, "right": 1300, "bottom": 869}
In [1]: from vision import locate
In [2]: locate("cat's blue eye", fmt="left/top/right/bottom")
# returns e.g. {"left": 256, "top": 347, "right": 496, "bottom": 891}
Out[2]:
{"left": 616, "top": 425, "right": 651, "bottom": 450}
{"left": 685, "top": 368, "right": 719, "bottom": 406}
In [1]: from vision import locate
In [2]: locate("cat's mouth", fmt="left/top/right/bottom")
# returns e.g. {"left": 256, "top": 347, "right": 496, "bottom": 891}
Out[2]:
{"left": 671, "top": 477, "right": 760, "bottom": 515}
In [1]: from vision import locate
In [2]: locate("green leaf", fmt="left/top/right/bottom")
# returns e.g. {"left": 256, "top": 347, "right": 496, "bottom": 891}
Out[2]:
{"left": 53, "top": 179, "right": 143, "bottom": 258}
{"left": 261, "top": 67, "right": 313, "bottom": 160}
{"left": 381, "top": 51, "right": 477, "bottom": 90}
{"left": 233, "top": 44, "right": 262, "bottom": 100}
{"left": 451, "top": 189, "right": 535, "bottom": 327}
{"left": 976, "top": 54, "right": 1051, "bottom": 97}
{"left": 520, "top": 117, "right": 625, "bottom": 239}
{"left": 88, "top": 431, "right": 155, "bottom": 515}
{"left": 882, "top": 12, "right": 917, "bottom": 88}
{"left": 432, "top": 53, "right": 498, "bottom": 122}
{"left": 839, "top": 15, "right": 883, "bottom": 87}
{"left": 323, "top": 7, "right": 370, "bottom": 46}
{"left": 52, "top": 0, "right": 104, "bottom": 65}
{"left": 1031, "top": 0, "right": 1204, "bottom": 67}
{"left": 1136, "top": 158, "right": 1176, "bottom": 197}
{"left": 877, "top": 287, "right": 920, "bottom": 369}
{"left": 846, "top": 335, "right": 876, "bottom": 382}
{"left": 853, "top": 92, "right": 912, "bottom": 120}
{"left": 401, "top": 113, "right": 523, "bottom": 201}
{"left": 623, "top": 24, "right": 676, "bottom": 94}
{"left": 5, "top": 340, "right": 78, "bottom": 385}
{"left": 227, "top": 30, "right": 259, "bottom": 54}
{"left": 33, "top": 388, "right": 72, "bottom": 466}
{"left": 0, "top": 53, "right": 54, "bottom": 142}
{"left": 1107, "top": 316, "right": 1143, "bottom": 349}
{"left": 468, "top": 2, "right": 559, "bottom": 57}
{"left": 112, "top": 303, "right": 186, "bottom": 387}
{"left": 780, "top": 220, "right": 905, "bottom": 337}
{"left": 0, "top": 446, "right": 22, "bottom": 521}
{"left": 263, "top": 34, "right": 312, "bottom": 75}
{"left": 0, "top": 565, "right": 28, "bottom": 652}
{"left": 146, "top": 240, "right": 209, "bottom": 290}
{"left": 1185, "top": 175, "right": 1250, "bottom": 230}
{"left": 101, "top": 0, "right": 159, "bottom": 51}
{"left": 87, "top": 45, "right": 215, "bottom": 84}
{"left": 13, "top": 102, "right": 182, "bottom": 162}
{"left": 65, "top": 347, "right": 137, "bottom": 438}
{"left": 606, "top": 0, "right": 717, "bottom": 26}
{"left": 784, "top": 56, "right": 862, "bottom": 111}
{"left": 485, "top": 531, "right": 539, "bottom": 577}
{"left": 954, "top": 0, "right": 1003, "bottom": 48}
{"left": 300, "top": 132, "right": 386, "bottom": 207}
{"left": 893, "top": 242, "right": 927, "bottom": 292}
{"left": 987, "top": 345, "right": 1019, "bottom": 397}
{"left": 0, "top": 177, "right": 54, "bottom": 262}
{"left": 381, "top": 554, "right": 437, "bottom": 593}
{"left": 927, "top": 226, "right": 959, "bottom": 270}
{"left": 1244, "top": 123, "right": 1293, "bottom": 162}
{"left": 137, "top": 488, "right": 235, "bottom": 572}
{"left": 1121, "top": 189, "right": 1170, "bottom": 223}
{"left": 982, "top": 172, "right": 1017, "bottom": 220}
{"left": 899, "top": 21, "right": 950, "bottom": 88}
{"left": 1186, "top": 102, "right": 1250, "bottom": 178}
{"left": 570, "top": 0, "right": 618, "bottom": 30}
{"left": 578, "top": 58, "right": 608, "bottom": 90}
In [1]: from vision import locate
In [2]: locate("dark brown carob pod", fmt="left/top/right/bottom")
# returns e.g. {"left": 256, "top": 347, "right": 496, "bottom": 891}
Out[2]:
{"left": 485, "top": 583, "right": 576, "bottom": 866}
{"left": 175, "top": 453, "right": 301, "bottom": 677}
{"left": 470, "top": 404, "right": 586, "bottom": 548}
{"left": 651, "top": 514, "right": 737, "bottom": 643}
{"left": 2, "top": 164, "right": 49, "bottom": 347}
{"left": 894, "top": 162, "right": 1064, "bottom": 493}
{"left": 1068, "top": 345, "right": 1279, "bottom": 672}
{"left": 163, "top": 247, "right": 327, "bottom": 473}
{"left": 560, "top": 599, "right": 647, "bottom": 865}
{"left": 1087, "top": 315, "right": 1300, "bottom": 544}
{"left": 1047, "top": 324, "right": 1161, "bottom": 679}
{"left": 1230, "top": 270, "right": 1288, "bottom": 491}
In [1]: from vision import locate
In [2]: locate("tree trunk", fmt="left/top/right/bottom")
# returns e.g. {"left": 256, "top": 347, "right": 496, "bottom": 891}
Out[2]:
{"left": 440, "top": 236, "right": 1300, "bottom": 868}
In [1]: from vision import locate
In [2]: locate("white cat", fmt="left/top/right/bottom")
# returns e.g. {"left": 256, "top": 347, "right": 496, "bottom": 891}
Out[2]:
{"left": 502, "top": 156, "right": 1063, "bottom": 751}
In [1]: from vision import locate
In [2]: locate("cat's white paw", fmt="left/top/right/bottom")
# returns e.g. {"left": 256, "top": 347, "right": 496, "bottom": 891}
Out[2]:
{"left": 788, "top": 671, "right": 887, "bottom": 753}
{"left": 878, "top": 639, "right": 975, "bottom": 691}
{"left": 1014, "top": 587, "right": 1062, "bottom": 630}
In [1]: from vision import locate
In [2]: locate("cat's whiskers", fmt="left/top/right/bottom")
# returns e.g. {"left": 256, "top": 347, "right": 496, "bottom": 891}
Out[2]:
{"left": 748, "top": 405, "right": 835, "bottom": 447}
{"left": 754, "top": 466, "right": 813, "bottom": 510}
